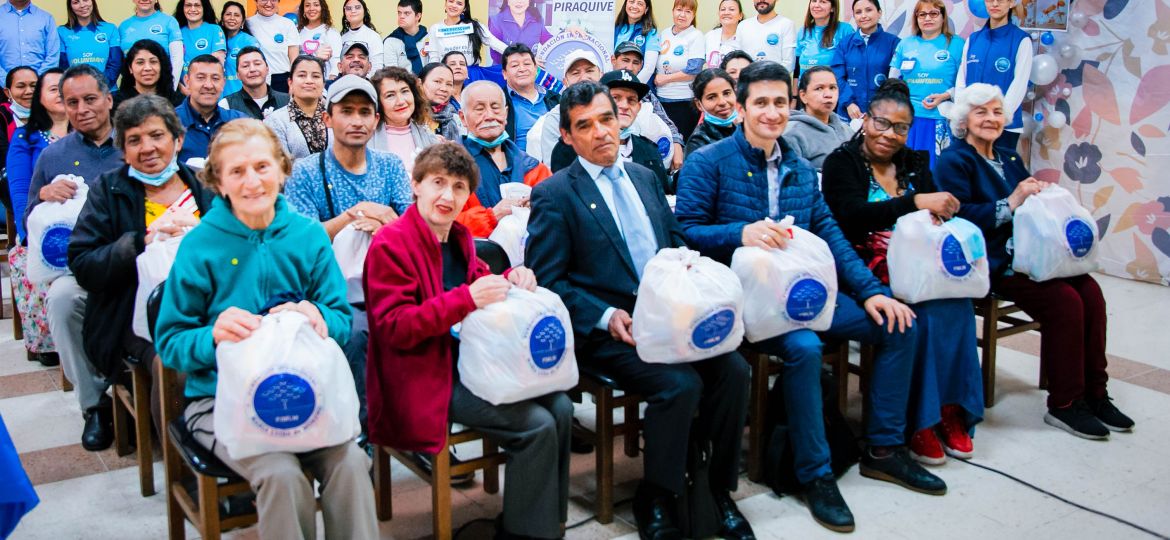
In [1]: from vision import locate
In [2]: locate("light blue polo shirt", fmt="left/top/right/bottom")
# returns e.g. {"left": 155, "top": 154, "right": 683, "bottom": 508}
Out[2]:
{"left": 891, "top": 34, "right": 966, "bottom": 120}
{"left": 509, "top": 88, "right": 549, "bottom": 152}
{"left": 119, "top": 11, "right": 182, "bottom": 50}
{"left": 58, "top": 21, "right": 120, "bottom": 74}
{"left": 796, "top": 22, "right": 854, "bottom": 72}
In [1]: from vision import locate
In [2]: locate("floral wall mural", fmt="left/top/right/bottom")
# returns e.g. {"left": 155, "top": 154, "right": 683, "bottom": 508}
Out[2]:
{"left": 837, "top": 0, "right": 1170, "bottom": 285}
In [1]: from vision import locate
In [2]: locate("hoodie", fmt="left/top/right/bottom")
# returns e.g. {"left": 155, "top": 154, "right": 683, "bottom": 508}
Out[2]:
{"left": 156, "top": 195, "right": 352, "bottom": 399}
{"left": 783, "top": 110, "right": 854, "bottom": 169}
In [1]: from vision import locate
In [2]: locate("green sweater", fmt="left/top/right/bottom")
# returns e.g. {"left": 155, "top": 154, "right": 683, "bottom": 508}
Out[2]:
{"left": 156, "top": 195, "right": 352, "bottom": 399}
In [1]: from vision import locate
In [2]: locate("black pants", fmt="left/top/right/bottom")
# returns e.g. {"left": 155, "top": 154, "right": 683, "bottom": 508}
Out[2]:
{"left": 580, "top": 333, "right": 749, "bottom": 495}
{"left": 661, "top": 99, "right": 700, "bottom": 142}
{"left": 270, "top": 72, "right": 290, "bottom": 94}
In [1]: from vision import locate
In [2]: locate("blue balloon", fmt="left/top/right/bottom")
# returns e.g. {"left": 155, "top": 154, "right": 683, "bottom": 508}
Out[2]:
{"left": 969, "top": 0, "right": 989, "bottom": 19}
{"left": 1034, "top": 112, "right": 1045, "bottom": 122}
{"left": 1041, "top": 31, "right": 1055, "bottom": 45}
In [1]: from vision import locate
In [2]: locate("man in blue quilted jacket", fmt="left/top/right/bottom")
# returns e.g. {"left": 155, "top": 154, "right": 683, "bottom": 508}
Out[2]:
{"left": 675, "top": 61, "right": 946, "bottom": 534}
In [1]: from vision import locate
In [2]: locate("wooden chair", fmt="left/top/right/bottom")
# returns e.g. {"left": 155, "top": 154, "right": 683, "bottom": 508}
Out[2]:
{"left": 112, "top": 353, "right": 156, "bottom": 496}
{"left": 372, "top": 432, "right": 506, "bottom": 539}
{"left": 975, "top": 294, "right": 1042, "bottom": 407}
{"left": 569, "top": 366, "right": 644, "bottom": 525}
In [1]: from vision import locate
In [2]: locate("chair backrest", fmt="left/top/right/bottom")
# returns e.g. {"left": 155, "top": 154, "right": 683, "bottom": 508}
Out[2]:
{"left": 474, "top": 238, "right": 511, "bottom": 274}
{"left": 147, "top": 282, "right": 166, "bottom": 342}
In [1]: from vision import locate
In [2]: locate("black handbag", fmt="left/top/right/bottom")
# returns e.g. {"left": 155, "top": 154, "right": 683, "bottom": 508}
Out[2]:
{"left": 675, "top": 438, "right": 721, "bottom": 538}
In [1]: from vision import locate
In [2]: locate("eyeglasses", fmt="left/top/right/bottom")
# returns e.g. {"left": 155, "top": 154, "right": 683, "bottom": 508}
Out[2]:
{"left": 916, "top": 10, "right": 942, "bottom": 19}
{"left": 870, "top": 116, "right": 911, "bottom": 136}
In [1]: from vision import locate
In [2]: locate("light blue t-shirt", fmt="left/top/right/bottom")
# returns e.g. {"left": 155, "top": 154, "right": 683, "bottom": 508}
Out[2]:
{"left": 223, "top": 31, "right": 259, "bottom": 96}
{"left": 614, "top": 23, "right": 660, "bottom": 56}
{"left": 181, "top": 23, "right": 226, "bottom": 64}
{"left": 58, "top": 22, "right": 120, "bottom": 71}
{"left": 796, "top": 22, "right": 854, "bottom": 72}
{"left": 891, "top": 34, "right": 966, "bottom": 120}
{"left": 286, "top": 149, "right": 413, "bottom": 221}
{"left": 119, "top": 11, "right": 183, "bottom": 50}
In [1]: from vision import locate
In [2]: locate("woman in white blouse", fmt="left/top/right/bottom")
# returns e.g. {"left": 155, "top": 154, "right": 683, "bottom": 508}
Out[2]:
{"left": 247, "top": 0, "right": 300, "bottom": 92}
{"left": 704, "top": 0, "right": 743, "bottom": 69}
{"left": 296, "top": 0, "right": 341, "bottom": 80}
{"left": 339, "top": 0, "right": 384, "bottom": 72}
{"left": 423, "top": 0, "right": 507, "bottom": 67}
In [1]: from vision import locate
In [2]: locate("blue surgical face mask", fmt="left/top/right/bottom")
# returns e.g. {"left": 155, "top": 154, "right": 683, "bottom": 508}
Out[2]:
{"left": 703, "top": 110, "right": 738, "bottom": 128}
{"left": 128, "top": 155, "right": 180, "bottom": 187}
{"left": 467, "top": 131, "right": 509, "bottom": 149}
{"left": 9, "top": 102, "right": 31, "bottom": 119}
{"left": 619, "top": 126, "right": 634, "bottom": 140}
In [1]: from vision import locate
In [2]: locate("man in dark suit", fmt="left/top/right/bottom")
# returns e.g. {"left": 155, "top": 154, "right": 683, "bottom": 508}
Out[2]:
{"left": 525, "top": 81, "right": 754, "bottom": 540}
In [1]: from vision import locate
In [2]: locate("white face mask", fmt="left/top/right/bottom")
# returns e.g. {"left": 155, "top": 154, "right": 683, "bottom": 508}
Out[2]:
{"left": 9, "top": 102, "right": 32, "bottom": 119}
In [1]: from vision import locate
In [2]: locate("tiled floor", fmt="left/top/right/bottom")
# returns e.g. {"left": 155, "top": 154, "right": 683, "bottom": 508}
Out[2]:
{"left": 3, "top": 273, "right": 1169, "bottom": 540}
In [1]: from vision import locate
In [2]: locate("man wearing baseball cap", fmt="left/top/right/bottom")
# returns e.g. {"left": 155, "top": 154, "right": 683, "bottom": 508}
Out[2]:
{"left": 611, "top": 40, "right": 687, "bottom": 174}
{"left": 285, "top": 74, "right": 414, "bottom": 438}
{"left": 549, "top": 69, "right": 668, "bottom": 193}
{"left": 338, "top": 41, "right": 373, "bottom": 79}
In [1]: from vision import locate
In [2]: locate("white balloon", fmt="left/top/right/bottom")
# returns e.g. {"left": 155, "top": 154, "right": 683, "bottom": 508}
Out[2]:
{"left": 1061, "top": 87, "right": 1072, "bottom": 97}
{"left": 937, "top": 101, "right": 954, "bottom": 118}
{"left": 1057, "top": 43, "right": 1083, "bottom": 68}
{"left": 1047, "top": 111, "right": 1067, "bottom": 128}
{"left": 1070, "top": 11, "right": 1088, "bottom": 29}
{"left": 1022, "top": 114, "right": 1037, "bottom": 135}
{"left": 1026, "top": 90, "right": 1036, "bottom": 101}
{"left": 1030, "top": 54, "right": 1059, "bottom": 86}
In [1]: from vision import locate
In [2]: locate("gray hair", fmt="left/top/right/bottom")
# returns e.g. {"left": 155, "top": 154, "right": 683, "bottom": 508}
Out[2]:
{"left": 58, "top": 64, "right": 111, "bottom": 99}
{"left": 113, "top": 94, "right": 186, "bottom": 150}
{"left": 460, "top": 80, "right": 506, "bottom": 111}
{"left": 946, "top": 83, "right": 1005, "bottom": 138}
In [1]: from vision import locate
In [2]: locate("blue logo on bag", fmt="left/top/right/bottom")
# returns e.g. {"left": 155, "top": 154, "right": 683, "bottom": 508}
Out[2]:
{"left": 657, "top": 137, "right": 671, "bottom": 158}
{"left": 940, "top": 235, "right": 973, "bottom": 278}
{"left": 691, "top": 308, "right": 735, "bottom": 350}
{"left": 1065, "top": 219, "right": 1094, "bottom": 258}
{"left": 41, "top": 224, "right": 72, "bottom": 270}
{"left": 529, "top": 316, "right": 566, "bottom": 370}
{"left": 253, "top": 373, "right": 316, "bottom": 430}
{"left": 786, "top": 278, "right": 828, "bottom": 322}
{"left": 994, "top": 57, "right": 1011, "bottom": 72}
{"left": 767, "top": 33, "right": 779, "bottom": 45}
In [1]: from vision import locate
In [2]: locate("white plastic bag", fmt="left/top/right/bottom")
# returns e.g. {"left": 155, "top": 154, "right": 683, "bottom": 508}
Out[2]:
{"left": 888, "top": 210, "right": 990, "bottom": 303}
{"left": 488, "top": 207, "right": 530, "bottom": 267}
{"left": 132, "top": 234, "right": 184, "bottom": 341}
{"left": 731, "top": 220, "right": 838, "bottom": 342}
{"left": 332, "top": 224, "right": 372, "bottom": 305}
{"left": 1012, "top": 185, "right": 1099, "bottom": 281}
{"left": 214, "top": 311, "right": 360, "bottom": 460}
{"left": 26, "top": 177, "right": 89, "bottom": 285}
{"left": 458, "top": 287, "right": 578, "bottom": 405}
{"left": 632, "top": 247, "right": 744, "bottom": 363}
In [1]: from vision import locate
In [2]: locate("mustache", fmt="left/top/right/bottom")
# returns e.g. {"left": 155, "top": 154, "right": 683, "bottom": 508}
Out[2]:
{"left": 479, "top": 120, "right": 503, "bottom": 130}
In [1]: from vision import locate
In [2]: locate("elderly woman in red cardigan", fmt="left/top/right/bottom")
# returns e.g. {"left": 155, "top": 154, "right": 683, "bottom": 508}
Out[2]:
{"left": 363, "top": 142, "right": 572, "bottom": 540}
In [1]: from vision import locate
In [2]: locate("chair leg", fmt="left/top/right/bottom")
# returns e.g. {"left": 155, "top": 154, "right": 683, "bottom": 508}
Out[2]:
{"left": 431, "top": 446, "right": 452, "bottom": 540}
{"left": 61, "top": 369, "right": 73, "bottom": 392}
{"left": 747, "top": 353, "right": 768, "bottom": 483}
{"left": 858, "top": 344, "right": 875, "bottom": 394}
{"left": 9, "top": 277, "right": 23, "bottom": 341}
{"left": 622, "top": 403, "right": 639, "bottom": 458}
{"left": 482, "top": 438, "right": 500, "bottom": 494}
{"left": 164, "top": 430, "right": 185, "bottom": 540}
{"left": 981, "top": 302, "right": 999, "bottom": 408}
{"left": 197, "top": 474, "right": 221, "bottom": 540}
{"left": 131, "top": 365, "right": 155, "bottom": 497}
{"left": 594, "top": 388, "right": 615, "bottom": 525}
{"left": 113, "top": 385, "right": 132, "bottom": 457}
{"left": 833, "top": 342, "right": 849, "bottom": 414}
{"left": 373, "top": 445, "right": 392, "bottom": 521}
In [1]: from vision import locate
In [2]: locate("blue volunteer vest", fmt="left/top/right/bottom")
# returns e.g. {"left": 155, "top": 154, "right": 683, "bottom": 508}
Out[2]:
{"left": 963, "top": 22, "right": 1030, "bottom": 129}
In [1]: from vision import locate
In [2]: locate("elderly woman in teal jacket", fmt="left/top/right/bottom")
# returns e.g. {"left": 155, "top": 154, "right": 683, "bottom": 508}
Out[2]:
{"left": 155, "top": 119, "right": 377, "bottom": 540}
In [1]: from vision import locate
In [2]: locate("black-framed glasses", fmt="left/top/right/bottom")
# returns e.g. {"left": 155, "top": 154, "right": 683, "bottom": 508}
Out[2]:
{"left": 870, "top": 116, "right": 911, "bottom": 136}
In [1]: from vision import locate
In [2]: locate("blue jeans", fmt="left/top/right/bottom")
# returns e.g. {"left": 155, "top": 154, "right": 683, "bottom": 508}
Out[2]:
{"left": 754, "top": 292, "right": 916, "bottom": 484}
{"left": 343, "top": 308, "right": 369, "bottom": 435}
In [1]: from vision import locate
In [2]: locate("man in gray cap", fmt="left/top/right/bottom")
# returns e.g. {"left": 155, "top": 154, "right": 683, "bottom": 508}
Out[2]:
{"left": 285, "top": 74, "right": 414, "bottom": 440}
{"left": 338, "top": 41, "right": 374, "bottom": 78}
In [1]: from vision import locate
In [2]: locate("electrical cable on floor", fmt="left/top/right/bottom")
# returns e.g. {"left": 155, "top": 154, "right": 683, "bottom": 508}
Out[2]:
{"left": 565, "top": 496, "right": 634, "bottom": 531}
{"left": 955, "top": 458, "right": 1169, "bottom": 540}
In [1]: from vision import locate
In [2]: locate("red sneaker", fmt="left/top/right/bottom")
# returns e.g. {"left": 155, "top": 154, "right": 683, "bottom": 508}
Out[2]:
{"left": 909, "top": 428, "right": 946, "bottom": 466}
{"left": 938, "top": 405, "right": 974, "bottom": 459}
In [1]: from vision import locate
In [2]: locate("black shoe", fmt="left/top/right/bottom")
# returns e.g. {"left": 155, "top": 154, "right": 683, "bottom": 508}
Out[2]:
{"left": 1044, "top": 400, "right": 1110, "bottom": 439}
{"left": 860, "top": 446, "right": 947, "bottom": 495}
{"left": 1087, "top": 396, "right": 1134, "bottom": 432}
{"left": 713, "top": 491, "right": 756, "bottom": 540}
{"left": 81, "top": 403, "right": 114, "bottom": 451}
{"left": 409, "top": 451, "right": 475, "bottom": 486}
{"left": 570, "top": 419, "right": 594, "bottom": 454}
{"left": 803, "top": 475, "right": 855, "bottom": 533}
{"left": 632, "top": 482, "right": 682, "bottom": 540}
{"left": 27, "top": 351, "right": 59, "bottom": 367}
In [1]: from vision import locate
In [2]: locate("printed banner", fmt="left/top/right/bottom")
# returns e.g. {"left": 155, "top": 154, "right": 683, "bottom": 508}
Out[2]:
{"left": 488, "top": 0, "right": 616, "bottom": 81}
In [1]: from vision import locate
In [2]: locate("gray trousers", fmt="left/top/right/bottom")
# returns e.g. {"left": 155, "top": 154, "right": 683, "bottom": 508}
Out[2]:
{"left": 449, "top": 382, "right": 572, "bottom": 539}
{"left": 46, "top": 276, "right": 108, "bottom": 411}
{"left": 185, "top": 398, "right": 378, "bottom": 540}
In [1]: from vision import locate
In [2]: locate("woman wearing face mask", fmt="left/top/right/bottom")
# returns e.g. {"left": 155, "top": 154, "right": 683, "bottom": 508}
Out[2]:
{"left": 822, "top": 79, "right": 980, "bottom": 467}
{"left": 58, "top": 0, "right": 124, "bottom": 89}
{"left": 219, "top": 1, "right": 258, "bottom": 96}
{"left": 796, "top": 0, "right": 855, "bottom": 74}
{"left": 704, "top": 0, "right": 743, "bottom": 69}
{"left": 785, "top": 65, "right": 852, "bottom": 168}
{"left": 297, "top": 0, "right": 341, "bottom": 80}
{"left": 2, "top": 67, "right": 38, "bottom": 140}
{"left": 118, "top": 0, "right": 184, "bottom": 88}
{"left": 264, "top": 55, "right": 328, "bottom": 160}
{"left": 369, "top": 67, "right": 440, "bottom": 172}
{"left": 685, "top": 68, "right": 738, "bottom": 156}
{"left": 248, "top": 0, "right": 301, "bottom": 93}
{"left": 890, "top": 0, "right": 964, "bottom": 168}
{"left": 5, "top": 68, "right": 69, "bottom": 367}
{"left": 419, "top": 62, "right": 463, "bottom": 141}
{"left": 113, "top": 40, "right": 183, "bottom": 112}
{"left": 956, "top": 0, "right": 1031, "bottom": 154}
{"left": 831, "top": 0, "right": 898, "bottom": 120}
{"left": 424, "top": 0, "right": 507, "bottom": 69}
{"left": 173, "top": 0, "right": 226, "bottom": 89}
{"left": 339, "top": 0, "right": 384, "bottom": 74}
{"left": 613, "top": 0, "right": 659, "bottom": 83}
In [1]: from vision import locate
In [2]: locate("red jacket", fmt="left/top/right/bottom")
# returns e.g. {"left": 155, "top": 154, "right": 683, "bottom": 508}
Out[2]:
{"left": 455, "top": 162, "right": 551, "bottom": 238}
{"left": 363, "top": 204, "right": 494, "bottom": 453}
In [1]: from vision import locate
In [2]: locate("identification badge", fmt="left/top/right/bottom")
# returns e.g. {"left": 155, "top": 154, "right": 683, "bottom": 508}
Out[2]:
{"left": 437, "top": 23, "right": 474, "bottom": 38}
{"left": 900, "top": 59, "right": 916, "bottom": 71}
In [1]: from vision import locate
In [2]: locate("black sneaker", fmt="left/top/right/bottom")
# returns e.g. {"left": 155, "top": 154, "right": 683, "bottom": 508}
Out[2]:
{"left": 409, "top": 451, "right": 475, "bottom": 486}
{"left": 1087, "top": 396, "right": 1134, "bottom": 432}
{"left": 860, "top": 446, "right": 947, "bottom": 496}
{"left": 802, "top": 475, "right": 855, "bottom": 533}
{"left": 1044, "top": 400, "right": 1110, "bottom": 440}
